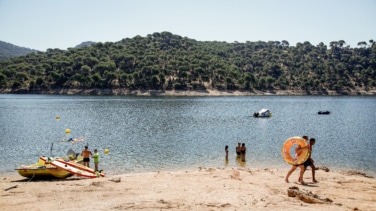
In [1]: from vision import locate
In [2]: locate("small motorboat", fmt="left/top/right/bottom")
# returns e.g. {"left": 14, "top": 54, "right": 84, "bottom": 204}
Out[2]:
{"left": 318, "top": 111, "right": 330, "bottom": 115}
{"left": 253, "top": 109, "right": 272, "bottom": 118}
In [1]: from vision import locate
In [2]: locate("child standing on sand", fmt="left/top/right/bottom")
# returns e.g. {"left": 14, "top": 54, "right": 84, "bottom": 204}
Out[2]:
{"left": 93, "top": 149, "right": 99, "bottom": 172}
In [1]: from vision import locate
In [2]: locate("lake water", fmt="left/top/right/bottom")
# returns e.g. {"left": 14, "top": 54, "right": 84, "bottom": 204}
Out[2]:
{"left": 0, "top": 94, "right": 375, "bottom": 177}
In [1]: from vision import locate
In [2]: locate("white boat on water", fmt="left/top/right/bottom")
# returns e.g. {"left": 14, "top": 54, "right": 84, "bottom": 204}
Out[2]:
{"left": 253, "top": 109, "right": 272, "bottom": 118}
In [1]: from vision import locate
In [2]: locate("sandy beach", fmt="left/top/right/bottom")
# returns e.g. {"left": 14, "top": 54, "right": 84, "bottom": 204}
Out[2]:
{"left": 1, "top": 167, "right": 375, "bottom": 211}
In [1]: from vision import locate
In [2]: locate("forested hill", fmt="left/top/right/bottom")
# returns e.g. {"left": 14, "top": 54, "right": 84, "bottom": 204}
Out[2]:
{"left": 75, "top": 41, "right": 96, "bottom": 48}
{"left": 0, "top": 41, "right": 39, "bottom": 60}
{"left": 0, "top": 32, "right": 375, "bottom": 95}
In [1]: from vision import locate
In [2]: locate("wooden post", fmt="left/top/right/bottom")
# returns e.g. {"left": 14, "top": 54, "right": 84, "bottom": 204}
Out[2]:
{"left": 4, "top": 185, "right": 18, "bottom": 191}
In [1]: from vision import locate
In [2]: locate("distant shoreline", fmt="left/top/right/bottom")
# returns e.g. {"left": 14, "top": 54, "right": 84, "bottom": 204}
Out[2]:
{"left": 1, "top": 88, "right": 376, "bottom": 96}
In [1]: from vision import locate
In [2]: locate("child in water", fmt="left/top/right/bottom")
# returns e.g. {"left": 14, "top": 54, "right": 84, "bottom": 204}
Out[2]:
{"left": 225, "top": 145, "right": 229, "bottom": 161}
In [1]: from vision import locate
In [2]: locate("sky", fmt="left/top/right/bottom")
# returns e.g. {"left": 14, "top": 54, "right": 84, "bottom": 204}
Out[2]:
{"left": 0, "top": 0, "right": 375, "bottom": 51}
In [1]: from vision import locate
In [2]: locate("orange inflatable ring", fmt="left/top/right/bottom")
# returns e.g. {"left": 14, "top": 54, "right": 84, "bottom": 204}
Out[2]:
{"left": 281, "top": 136, "right": 310, "bottom": 165}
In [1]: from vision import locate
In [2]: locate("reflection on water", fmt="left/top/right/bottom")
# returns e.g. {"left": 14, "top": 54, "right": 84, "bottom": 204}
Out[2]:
{"left": 0, "top": 95, "right": 375, "bottom": 177}
{"left": 235, "top": 156, "right": 246, "bottom": 168}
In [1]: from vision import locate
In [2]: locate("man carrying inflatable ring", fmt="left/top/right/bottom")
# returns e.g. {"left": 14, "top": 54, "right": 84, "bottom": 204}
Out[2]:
{"left": 282, "top": 136, "right": 317, "bottom": 184}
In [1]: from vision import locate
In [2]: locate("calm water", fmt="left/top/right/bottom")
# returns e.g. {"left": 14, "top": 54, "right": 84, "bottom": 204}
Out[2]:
{"left": 0, "top": 94, "right": 375, "bottom": 176}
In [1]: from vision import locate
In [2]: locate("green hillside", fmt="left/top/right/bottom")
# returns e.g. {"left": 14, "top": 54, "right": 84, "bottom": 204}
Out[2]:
{"left": 0, "top": 41, "right": 39, "bottom": 60}
{"left": 0, "top": 32, "right": 375, "bottom": 95}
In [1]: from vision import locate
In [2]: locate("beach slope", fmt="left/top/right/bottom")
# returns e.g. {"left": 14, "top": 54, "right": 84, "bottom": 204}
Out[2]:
{"left": 1, "top": 167, "right": 375, "bottom": 211}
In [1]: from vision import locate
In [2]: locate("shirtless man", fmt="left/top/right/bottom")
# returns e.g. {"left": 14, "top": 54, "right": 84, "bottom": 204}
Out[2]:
{"left": 240, "top": 143, "right": 246, "bottom": 162}
{"left": 236, "top": 143, "right": 242, "bottom": 158}
{"left": 81, "top": 146, "right": 92, "bottom": 168}
{"left": 285, "top": 136, "right": 308, "bottom": 184}
{"left": 302, "top": 138, "right": 317, "bottom": 183}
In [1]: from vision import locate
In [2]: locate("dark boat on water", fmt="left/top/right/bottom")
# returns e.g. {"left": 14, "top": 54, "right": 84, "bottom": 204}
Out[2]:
{"left": 318, "top": 111, "right": 330, "bottom": 115}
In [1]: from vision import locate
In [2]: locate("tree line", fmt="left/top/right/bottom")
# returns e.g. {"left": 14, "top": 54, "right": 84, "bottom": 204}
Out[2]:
{"left": 0, "top": 32, "right": 375, "bottom": 94}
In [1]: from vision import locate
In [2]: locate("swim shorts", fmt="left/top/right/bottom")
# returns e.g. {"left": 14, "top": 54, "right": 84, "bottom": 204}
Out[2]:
{"left": 303, "top": 159, "right": 312, "bottom": 168}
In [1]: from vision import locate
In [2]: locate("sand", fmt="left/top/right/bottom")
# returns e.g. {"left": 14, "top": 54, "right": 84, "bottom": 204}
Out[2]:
{"left": 1, "top": 167, "right": 375, "bottom": 211}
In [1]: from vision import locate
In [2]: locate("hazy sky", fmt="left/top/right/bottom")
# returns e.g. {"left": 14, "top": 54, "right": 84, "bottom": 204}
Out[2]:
{"left": 0, "top": 0, "right": 375, "bottom": 51}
